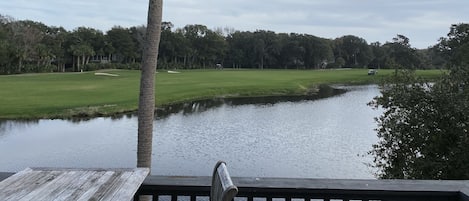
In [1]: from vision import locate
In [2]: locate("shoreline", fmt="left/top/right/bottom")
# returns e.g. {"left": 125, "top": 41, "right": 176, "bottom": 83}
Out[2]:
{"left": 0, "top": 69, "right": 443, "bottom": 120}
{"left": 3, "top": 84, "right": 347, "bottom": 121}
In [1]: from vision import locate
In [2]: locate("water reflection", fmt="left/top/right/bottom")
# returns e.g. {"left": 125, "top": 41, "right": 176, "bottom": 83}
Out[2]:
{"left": 156, "top": 85, "right": 345, "bottom": 119}
{"left": 0, "top": 120, "right": 39, "bottom": 139}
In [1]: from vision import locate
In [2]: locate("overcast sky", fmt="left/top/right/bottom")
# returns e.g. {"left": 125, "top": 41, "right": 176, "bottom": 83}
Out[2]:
{"left": 1, "top": 0, "right": 468, "bottom": 49}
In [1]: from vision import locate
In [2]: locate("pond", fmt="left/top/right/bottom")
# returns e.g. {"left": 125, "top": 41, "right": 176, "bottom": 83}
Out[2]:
{"left": 0, "top": 85, "right": 382, "bottom": 179}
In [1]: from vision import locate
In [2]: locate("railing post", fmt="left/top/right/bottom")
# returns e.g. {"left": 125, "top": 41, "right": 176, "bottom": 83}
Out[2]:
{"left": 171, "top": 194, "right": 177, "bottom": 201}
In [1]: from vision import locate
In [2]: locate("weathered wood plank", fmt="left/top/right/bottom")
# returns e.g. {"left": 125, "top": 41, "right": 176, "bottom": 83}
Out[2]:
{"left": 34, "top": 170, "right": 93, "bottom": 201}
{"left": 0, "top": 168, "right": 34, "bottom": 190}
{"left": 102, "top": 171, "right": 135, "bottom": 200}
{"left": 54, "top": 170, "right": 107, "bottom": 201}
{"left": 22, "top": 170, "right": 90, "bottom": 200}
{"left": 89, "top": 171, "right": 129, "bottom": 200}
{"left": 0, "top": 172, "right": 38, "bottom": 199}
{"left": 108, "top": 168, "right": 150, "bottom": 200}
{"left": 18, "top": 170, "right": 74, "bottom": 201}
{"left": 1, "top": 169, "right": 65, "bottom": 200}
{"left": 76, "top": 171, "right": 117, "bottom": 201}
{"left": 0, "top": 168, "right": 149, "bottom": 201}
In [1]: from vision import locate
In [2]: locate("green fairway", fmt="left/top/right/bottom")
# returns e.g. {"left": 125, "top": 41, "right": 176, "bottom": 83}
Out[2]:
{"left": 0, "top": 69, "right": 443, "bottom": 119}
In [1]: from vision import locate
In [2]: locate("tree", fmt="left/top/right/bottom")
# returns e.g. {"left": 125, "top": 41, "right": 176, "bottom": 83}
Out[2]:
{"left": 180, "top": 24, "right": 207, "bottom": 68}
{"left": 368, "top": 42, "right": 385, "bottom": 69}
{"left": 44, "top": 26, "right": 68, "bottom": 72}
{"left": 68, "top": 27, "right": 102, "bottom": 71}
{"left": 252, "top": 30, "right": 280, "bottom": 69}
{"left": 333, "top": 35, "right": 372, "bottom": 68}
{"left": 369, "top": 25, "right": 469, "bottom": 179}
{"left": 0, "top": 16, "right": 13, "bottom": 74}
{"left": 69, "top": 43, "right": 94, "bottom": 71}
{"left": 437, "top": 23, "right": 469, "bottom": 67}
{"left": 107, "top": 26, "right": 137, "bottom": 63}
{"left": 8, "top": 20, "right": 45, "bottom": 72}
{"left": 382, "top": 34, "right": 421, "bottom": 69}
{"left": 278, "top": 33, "right": 304, "bottom": 69}
{"left": 306, "top": 35, "right": 333, "bottom": 69}
{"left": 225, "top": 31, "right": 256, "bottom": 68}
{"left": 130, "top": 25, "right": 147, "bottom": 63}
{"left": 137, "top": 0, "right": 163, "bottom": 173}
{"left": 170, "top": 28, "right": 191, "bottom": 69}
{"left": 199, "top": 29, "right": 227, "bottom": 68}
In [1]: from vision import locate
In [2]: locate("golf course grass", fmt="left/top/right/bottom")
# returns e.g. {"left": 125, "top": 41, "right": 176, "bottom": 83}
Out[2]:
{"left": 0, "top": 69, "right": 443, "bottom": 119}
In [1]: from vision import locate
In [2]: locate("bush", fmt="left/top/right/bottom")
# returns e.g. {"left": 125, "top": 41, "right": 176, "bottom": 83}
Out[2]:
{"left": 369, "top": 68, "right": 469, "bottom": 179}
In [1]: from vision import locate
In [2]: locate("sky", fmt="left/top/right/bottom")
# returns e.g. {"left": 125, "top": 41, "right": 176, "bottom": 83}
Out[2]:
{"left": 0, "top": 0, "right": 468, "bottom": 49}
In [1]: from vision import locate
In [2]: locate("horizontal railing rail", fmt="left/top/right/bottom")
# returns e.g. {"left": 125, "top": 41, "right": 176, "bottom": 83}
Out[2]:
{"left": 2, "top": 172, "right": 469, "bottom": 201}
{"left": 135, "top": 176, "right": 469, "bottom": 201}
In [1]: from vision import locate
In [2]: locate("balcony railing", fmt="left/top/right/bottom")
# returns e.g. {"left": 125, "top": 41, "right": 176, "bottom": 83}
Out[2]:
{"left": 2, "top": 172, "right": 469, "bottom": 201}
{"left": 135, "top": 176, "right": 469, "bottom": 201}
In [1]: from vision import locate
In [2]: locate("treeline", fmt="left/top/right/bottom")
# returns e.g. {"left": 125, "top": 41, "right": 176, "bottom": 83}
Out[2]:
{"left": 0, "top": 14, "right": 450, "bottom": 74}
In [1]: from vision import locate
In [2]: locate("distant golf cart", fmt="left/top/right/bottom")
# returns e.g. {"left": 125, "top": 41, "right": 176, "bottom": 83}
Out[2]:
{"left": 368, "top": 69, "right": 378, "bottom": 75}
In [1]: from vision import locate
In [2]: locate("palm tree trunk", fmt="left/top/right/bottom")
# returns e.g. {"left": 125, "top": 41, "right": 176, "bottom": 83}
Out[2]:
{"left": 137, "top": 0, "right": 163, "bottom": 170}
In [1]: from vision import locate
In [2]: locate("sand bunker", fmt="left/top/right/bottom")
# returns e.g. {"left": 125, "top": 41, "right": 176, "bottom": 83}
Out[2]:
{"left": 94, "top": 72, "right": 120, "bottom": 77}
{"left": 167, "top": 70, "right": 181, "bottom": 74}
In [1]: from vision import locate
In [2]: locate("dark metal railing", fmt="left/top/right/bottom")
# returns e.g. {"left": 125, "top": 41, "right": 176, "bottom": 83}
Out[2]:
{"left": 134, "top": 176, "right": 469, "bottom": 201}
{"left": 2, "top": 172, "right": 469, "bottom": 201}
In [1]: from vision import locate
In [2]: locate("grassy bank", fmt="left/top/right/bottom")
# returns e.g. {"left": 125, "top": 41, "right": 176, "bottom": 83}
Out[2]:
{"left": 0, "top": 69, "right": 443, "bottom": 119}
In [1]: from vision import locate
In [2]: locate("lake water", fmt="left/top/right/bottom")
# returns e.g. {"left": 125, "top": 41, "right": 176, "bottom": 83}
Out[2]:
{"left": 0, "top": 85, "right": 382, "bottom": 179}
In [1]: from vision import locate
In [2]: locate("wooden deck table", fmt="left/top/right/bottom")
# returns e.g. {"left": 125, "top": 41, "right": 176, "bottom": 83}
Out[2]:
{"left": 0, "top": 167, "right": 149, "bottom": 201}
